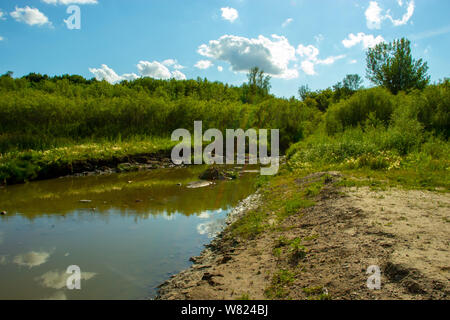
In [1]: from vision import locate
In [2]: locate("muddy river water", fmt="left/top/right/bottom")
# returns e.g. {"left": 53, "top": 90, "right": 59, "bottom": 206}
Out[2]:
{"left": 0, "top": 166, "right": 257, "bottom": 300}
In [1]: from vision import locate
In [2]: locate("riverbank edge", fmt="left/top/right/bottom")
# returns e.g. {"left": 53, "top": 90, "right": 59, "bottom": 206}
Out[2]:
{"left": 155, "top": 192, "right": 262, "bottom": 300}
{"left": 0, "top": 148, "right": 177, "bottom": 187}
{"left": 155, "top": 170, "right": 450, "bottom": 300}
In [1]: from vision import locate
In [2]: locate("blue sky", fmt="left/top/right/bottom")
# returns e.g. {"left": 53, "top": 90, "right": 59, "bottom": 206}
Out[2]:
{"left": 0, "top": 0, "right": 449, "bottom": 97}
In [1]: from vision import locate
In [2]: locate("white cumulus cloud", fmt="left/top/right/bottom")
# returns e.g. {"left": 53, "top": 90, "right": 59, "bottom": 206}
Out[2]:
{"left": 342, "top": 32, "right": 385, "bottom": 49}
{"left": 198, "top": 34, "right": 298, "bottom": 79}
{"left": 300, "top": 61, "right": 316, "bottom": 76}
{"left": 90, "top": 60, "right": 187, "bottom": 83}
{"left": 221, "top": 7, "right": 239, "bottom": 23}
{"left": 386, "top": 0, "right": 415, "bottom": 26}
{"left": 0, "top": 36, "right": 3, "bottom": 41}
{"left": 10, "top": 6, "right": 51, "bottom": 26}
{"left": 365, "top": 0, "right": 415, "bottom": 29}
{"left": 297, "top": 44, "right": 345, "bottom": 76}
{"left": 297, "top": 44, "right": 320, "bottom": 61}
{"left": 162, "top": 59, "right": 185, "bottom": 70}
{"left": 121, "top": 73, "right": 140, "bottom": 82}
{"left": 162, "top": 59, "right": 176, "bottom": 66}
{"left": 365, "top": 1, "right": 384, "bottom": 29}
{"left": 171, "top": 70, "right": 187, "bottom": 80}
{"left": 195, "top": 60, "right": 213, "bottom": 70}
{"left": 137, "top": 60, "right": 173, "bottom": 79}
{"left": 217, "top": 66, "right": 223, "bottom": 72}
{"left": 89, "top": 64, "right": 136, "bottom": 83}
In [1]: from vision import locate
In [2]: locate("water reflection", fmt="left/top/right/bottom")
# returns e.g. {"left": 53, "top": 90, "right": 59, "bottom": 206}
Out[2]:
{"left": 0, "top": 166, "right": 256, "bottom": 219}
{"left": 13, "top": 251, "right": 52, "bottom": 268}
{"left": 0, "top": 166, "right": 257, "bottom": 299}
{"left": 35, "top": 269, "right": 97, "bottom": 289}
{"left": 196, "top": 212, "right": 228, "bottom": 239}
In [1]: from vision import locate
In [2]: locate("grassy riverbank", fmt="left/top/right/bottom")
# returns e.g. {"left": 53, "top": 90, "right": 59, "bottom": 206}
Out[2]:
{"left": 0, "top": 72, "right": 317, "bottom": 185}
{"left": 158, "top": 156, "right": 449, "bottom": 300}
{"left": 0, "top": 137, "right": 176, "bottom": 185}
{"left": 158, "top": 82, "right": 450, "bottom": 299}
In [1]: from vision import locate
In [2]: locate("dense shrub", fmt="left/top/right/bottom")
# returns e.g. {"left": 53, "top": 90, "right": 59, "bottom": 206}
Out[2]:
{"left": 0, "top": 75, "right": 321, "bottom": 153}
{"left": 415, "top": 80, "right": 450, "bottom": 138}
{"left": 325, "top": 82, "right": 449, "bottom": 138}
{"left": 325, "top": 88, "right": 394, "bottom": 135}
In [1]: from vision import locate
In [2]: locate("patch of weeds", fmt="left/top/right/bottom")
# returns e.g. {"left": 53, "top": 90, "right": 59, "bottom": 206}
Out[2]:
{"left": 302, "top": 286, "right": 331, "bottom": 300}
{"left": 289, "top": 238, "right": 307, "bottom": 263}
{"left": 264, "top": 270, "right": 295, "bottom": 299}
{"left": 368, "top": 180, "right": 387, "bottom": 191}
{"left": 312, "top": 293, "right": 332, "bottom": 300}
{"left": 337, "top": 175, "right": 388, "bottom": 191}
{"left": 254, "top": 175, "right": 271, "bottom": 189}
{"left": 231, "top": 208, "right": 268, "bottom": 239}
{"left": 237, "top": 293, "right": 251, "bottom": 300}
{"left": 303, "top": 181, "right": 324, "bottom": 197}
{"left": 302, "top": 286, "right": 323, "bottom": 295}
{"left": 343, "top": 169, "right": 449, "bottom": 192}
{"left": 272, "top": 247, "right": 282, "bottom": 258}
{"left": 337, "top": 178, "right": 365, "bottom": 188}
{"left": 283, "top": 198, "right": 315, "bottom": 217}
{"left": 272, "top": 237, "right": 308, "bottom": 264}
{"left": 275, "top": 236, "right": 290, "bottom": 248}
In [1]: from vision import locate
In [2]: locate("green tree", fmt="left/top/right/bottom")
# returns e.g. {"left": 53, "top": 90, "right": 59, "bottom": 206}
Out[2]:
{"left": 1, "top": 71, "right": 14, "bottom": 78}
{"left": 297, "top": 85, "right": 333, "bottom": 112}
{"left": 333, "top": 74, "right": 363, "bottom": 102}
{"left": 298, "top": 84, "right": 311, "bottom": 101}
{"left": 242, "top": 67, "right": 271, "bottom": 103}
{"left": 343, "top": 74, "right": 363, "bottom": 91}
{"left": 248, "top": 67, "right": 271, "bottom": 94}
{"left": 366, "top": 38, "right": 430, "bottom": 94}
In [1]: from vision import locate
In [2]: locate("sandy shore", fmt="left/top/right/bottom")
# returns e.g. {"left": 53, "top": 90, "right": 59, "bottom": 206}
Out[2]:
{"left": 156, "top": 172, "right": 449, "bottom": 300}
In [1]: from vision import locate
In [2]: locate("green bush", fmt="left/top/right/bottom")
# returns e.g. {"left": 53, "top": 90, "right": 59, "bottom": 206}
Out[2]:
{"left": 0, "top": 76, "right": 322, "bottom": 153}
{"left": 383, "top": 108, "right": 424, "bottom": 155}
{"left": 325, "top": 88, "right": 394, "bottom": 135}
{"left": 415, "top": 81, "right": 450, "bottom": 138}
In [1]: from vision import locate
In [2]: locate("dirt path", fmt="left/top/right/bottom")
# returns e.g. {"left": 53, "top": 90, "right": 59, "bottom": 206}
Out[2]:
{"left": 157, "top": 172, "right": 450, "bottom": 300}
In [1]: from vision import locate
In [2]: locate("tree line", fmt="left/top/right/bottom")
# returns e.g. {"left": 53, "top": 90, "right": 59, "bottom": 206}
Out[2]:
{"left": 0, "top": 37, "right": 447, "bottom": 156}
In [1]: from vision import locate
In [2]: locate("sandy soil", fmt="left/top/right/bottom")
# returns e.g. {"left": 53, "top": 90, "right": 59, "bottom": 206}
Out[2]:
{"left": 157, "top": 173, "right": 450, "bottom": 300}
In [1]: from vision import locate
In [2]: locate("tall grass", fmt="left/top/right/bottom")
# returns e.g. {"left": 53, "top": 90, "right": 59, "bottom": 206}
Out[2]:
{"left": 288, "top": 81, "right": 449, "bottom": 189}
{"left": 1, "top": 74, "right": 448, "bottom": 185}
{"left": 0, "top": 76, "right": 320, "bottom": 153}
{"left": 325, "top": 81, "right": 449, "bottom": 138}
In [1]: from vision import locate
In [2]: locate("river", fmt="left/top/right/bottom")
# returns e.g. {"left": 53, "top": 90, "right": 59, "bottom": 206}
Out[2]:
{"left": 0, "top": 166, "right": 257, "bottom": 300}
